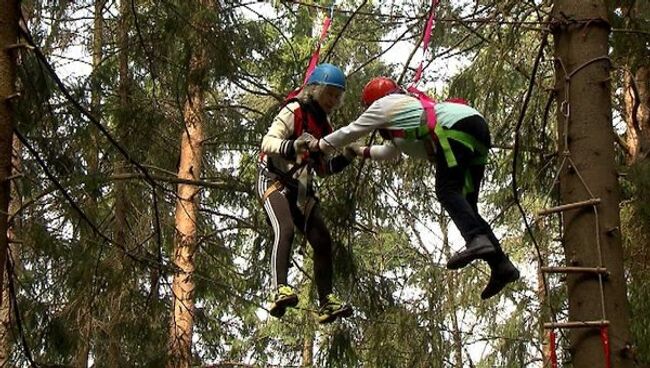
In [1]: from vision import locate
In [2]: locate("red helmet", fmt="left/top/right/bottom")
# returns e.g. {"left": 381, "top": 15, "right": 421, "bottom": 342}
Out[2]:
{"left": 361, "top": 77, "right": 400, "bottom": 107}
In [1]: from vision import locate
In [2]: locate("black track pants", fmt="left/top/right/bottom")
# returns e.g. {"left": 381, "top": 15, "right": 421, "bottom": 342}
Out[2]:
{"left": 434, "top": 115, "right": 505, "bottom": 256}
{"left": 257, "top": 172, "right": 333, "bottom": 303}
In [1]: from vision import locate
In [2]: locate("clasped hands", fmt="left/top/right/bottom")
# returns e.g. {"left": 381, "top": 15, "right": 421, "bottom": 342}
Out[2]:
{"left": 294, "top": 133, "right": 364, "bottom": 159}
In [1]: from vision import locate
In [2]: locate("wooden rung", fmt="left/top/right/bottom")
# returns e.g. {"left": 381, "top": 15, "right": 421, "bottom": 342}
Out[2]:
{"left": 544, "top": 320, "right": 609, "bottom": 329}
{"left": 541, "top": 266, "right": 608, "bottom": 274}
{"left": 537, "top": 198, "right": 601, "bottom": 216}
{"left": 5, "top": 43, "right": 35, "bottom": 50}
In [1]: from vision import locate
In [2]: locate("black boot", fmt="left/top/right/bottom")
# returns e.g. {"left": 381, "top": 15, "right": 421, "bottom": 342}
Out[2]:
{"left": 481, "top": 256, "right": 520, "bottom": 300}
{"left": 447, "top": 234, "right": 497, "bottom": 270}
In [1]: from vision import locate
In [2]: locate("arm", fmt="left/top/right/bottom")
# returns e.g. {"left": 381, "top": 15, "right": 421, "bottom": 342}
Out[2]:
{"left": 312, "top": 153, "right": 353, "bottom": 177}
{"left": 313, "top": 140, "right": 399, "bottom": 176}
{"left": 365, "top": 142, "right": 401, "bottom": 161}
{"left": 318, "top": 101, "right": 389, "bottom": 154}
{"left": 260, "top": 103, "right": 299, "bottom": 160}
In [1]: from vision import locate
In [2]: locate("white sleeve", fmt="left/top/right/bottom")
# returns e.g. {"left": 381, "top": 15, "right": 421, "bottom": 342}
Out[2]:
{"left": 319, "top": 100, "right": 389, "bottom": 154}
{"left": 260, "top": 103, "right": 296, "bottom": 155}
{"left": 368, "top": 143, "right": 401, "bottom": 161}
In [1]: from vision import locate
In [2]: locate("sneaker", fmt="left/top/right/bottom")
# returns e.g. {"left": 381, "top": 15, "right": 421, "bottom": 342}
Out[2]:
{"left": 481, "top": 257, "right": 520, "bottom": 300}
{"left": 318, "top": 294, "right": 353, "bottom": 324}
{"left": 447, "top": 234, "right": 498, "bottom": 270}
{"left": 269, "top": 284, "right": 299, "bottom": 318}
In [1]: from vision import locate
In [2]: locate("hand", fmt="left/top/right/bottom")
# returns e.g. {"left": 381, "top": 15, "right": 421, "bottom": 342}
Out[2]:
{"left": 293, "top": 138, "right": 309, "bottom": 155}
{"left": 297, "top": 132, "right": 320, "bottom": 152}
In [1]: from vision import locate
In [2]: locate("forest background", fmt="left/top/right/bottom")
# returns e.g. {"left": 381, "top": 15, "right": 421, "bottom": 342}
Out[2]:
{"left": 0, "top": 0, "right": 649, "bottom": 367}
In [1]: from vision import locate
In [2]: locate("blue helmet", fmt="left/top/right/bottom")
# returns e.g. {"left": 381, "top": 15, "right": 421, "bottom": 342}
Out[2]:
{"left": 306, "top": 63, "right": 346, "bottom": 90}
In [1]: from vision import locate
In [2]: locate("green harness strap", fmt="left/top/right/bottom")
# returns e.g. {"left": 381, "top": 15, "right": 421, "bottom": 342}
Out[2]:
{"left": 434, "top": 125, "right": 488, "bottom": 195}
{"left": 399, "top": 123, "right": 489, "bottom": 194}
{"left": 434, "top": 125, "right": 488, "bottom": 167}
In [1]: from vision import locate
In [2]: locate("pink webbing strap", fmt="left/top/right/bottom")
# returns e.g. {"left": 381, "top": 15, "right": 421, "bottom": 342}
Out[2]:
{"left": 286, "top": 7, "right": 334, "bottom": 101}
{"left": 601, "top": 326, "right": 611, "bottom": 368}
{"left": 405, "top": 0, "right": 440, "bottom": 130}
{"left": 407, "top": 85, "right": 437, "bottom": 131}
{"left": 302, "top": 15, "right": 332, "bottom": 84}
{"left": 549, "top": 329, "right": 558, "bottom": 368}
{"left": 410, "top": 0, "right": 440, "bottom": 85}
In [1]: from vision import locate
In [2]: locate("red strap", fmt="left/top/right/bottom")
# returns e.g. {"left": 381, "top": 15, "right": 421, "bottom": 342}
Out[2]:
{"left": 445, "top": 97, "right": 469, "bottom": 105}
{"left": 601, "top": 326, "right": 611, "bottom": 368}
{"left": 549, "top": 330, "right": 558, "bottom": 368}
{"left": 303, "top": 15, "right": 332, "bottom": 84}
{"left": 286, "top": 13, "right": 333, "bottom": 101}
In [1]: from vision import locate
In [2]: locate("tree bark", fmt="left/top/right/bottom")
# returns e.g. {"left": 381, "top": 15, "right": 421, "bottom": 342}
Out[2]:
{"left": 620, "top": 2, "right": 650, "bottom": 164}
{"left": 535, "top": 221, "right": 552, "bottom": 367}
{"left": 0, "top": 136, "right": 20, "bottom": 368}
{"left": 115, "top": 0, "right": 130, "bottom": 253}
{"left": 301, "top": 331, "right": 314, "bottom": 367}
{"left": 441, "top": 216, "right": 463, "bottom": 368}
{"left": 623, "top": 66, "right": 650, "bottom": 164}
{"left": 0, "top": 0, "right": 19, "bottom": 309}
{"left": 552, "top": 1, "right": 634, "bottom": 367}
{"left": 168, "top": 2, "right": 209, "bottom": 366}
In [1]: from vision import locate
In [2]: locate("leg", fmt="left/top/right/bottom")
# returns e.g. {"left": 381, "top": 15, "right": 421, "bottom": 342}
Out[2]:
{"left": 294, "top": 204, "right": 333, "bottom": 304}
{"left": 466, "top": 163, "right": 505, "bottom": 258}
{"left": 258, "top": 189, "right": 295, "bottom": 289}
{"left": 434, "top": 143, "right": 485, "bottom": 242}
{"left": 436, "top": 141, "right": 498, "bottom": 269}
{"left": 295, "top": 203, "right": 352, "bottom": 323}
{"left": 465, "top": 150, "right": 519, "bottom": 299}
{"left": 257, "top": 173, "right": 299, "bottom": 316}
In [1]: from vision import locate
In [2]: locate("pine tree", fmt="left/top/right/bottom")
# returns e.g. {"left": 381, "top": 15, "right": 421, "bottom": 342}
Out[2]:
{"left": 0, "top": 0, "right": 20, "bottom": 308}
{"left": 552, "top": 1, "right": 634, "bottom": 366}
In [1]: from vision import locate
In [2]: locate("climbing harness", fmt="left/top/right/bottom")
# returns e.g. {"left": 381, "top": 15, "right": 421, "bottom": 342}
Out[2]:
{"left": 380, "top": 0, "right": 486, "bottom": 194}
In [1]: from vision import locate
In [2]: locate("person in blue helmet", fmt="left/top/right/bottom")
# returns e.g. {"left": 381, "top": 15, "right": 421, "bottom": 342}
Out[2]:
{"left": 311, "top": 77, "right": 520, "bottom": 300}
{"left": 257, "top": 63, "right": 355, "bottom": 323}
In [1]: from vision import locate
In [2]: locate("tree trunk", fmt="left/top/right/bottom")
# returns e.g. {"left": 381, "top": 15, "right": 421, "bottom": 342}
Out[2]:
{"left": 72, "top": 2, "right": 109, "bottom": 366}
{"left": 301, "top": 331, "right": 314, "bottom": 367}
{"left": 115, "top": 0, "right": 130, "bottom": 253}
{"left": 620, "top": 1, "right": 650, "bottom": 165}
{"left": 89, "top": 0, "right": 105, "bottom": 175}
{"left": 0, "top": 136, "right": 20, "bottom": 368}
{"left": 535, "top": 221, "right": 552, "bottom": 367}
{"left": 552, "top": 1, "right": 634, "bottom": 367}
{"left": 623, "top": 66, "right": 650, "bottom": 164}
{"left": 438, "top": 215, "right": 462, "bottom": 366}
{"left": 168, "top": 2, "right": 209, "bottom": 365}
{"left": 0, "top": 0, "right": 19, "bottom": 309}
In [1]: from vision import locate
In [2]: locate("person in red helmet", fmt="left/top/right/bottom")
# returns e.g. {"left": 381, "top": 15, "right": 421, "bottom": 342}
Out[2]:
{"left": 257, "top": 63, "right": 354, "bottom": 323}
{"left": 310, "top": 76, "right": 519, "bottom": 300}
